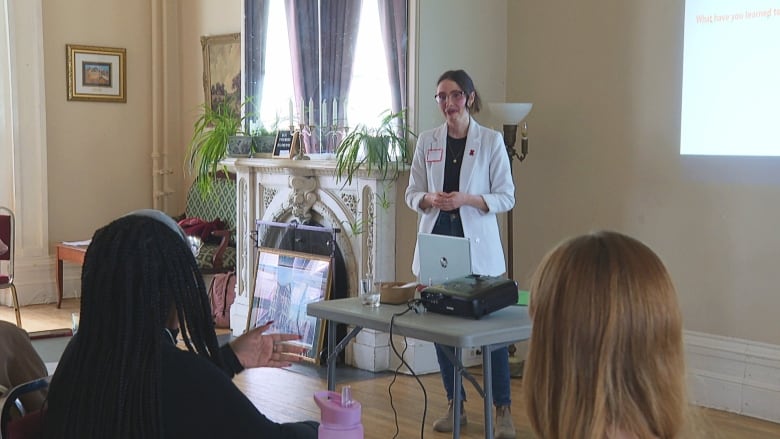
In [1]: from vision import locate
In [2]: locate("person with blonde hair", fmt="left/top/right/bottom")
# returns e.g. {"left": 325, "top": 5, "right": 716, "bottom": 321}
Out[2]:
{"left": 523, "top": 230, "right": 688, "bottom": 439}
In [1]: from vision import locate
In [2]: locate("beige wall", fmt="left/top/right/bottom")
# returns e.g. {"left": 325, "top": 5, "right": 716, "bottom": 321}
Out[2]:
{"left": 43, "top": 0, "right": 153, "bottom": 244}
{"left": 41, "top": 0, "right": 241, "bottom": 244}
{"left": 39, "top": 0, "right": 779, "bottom": 345}
{"left": 506, "top": 1, "right": 780, "bottom": 344}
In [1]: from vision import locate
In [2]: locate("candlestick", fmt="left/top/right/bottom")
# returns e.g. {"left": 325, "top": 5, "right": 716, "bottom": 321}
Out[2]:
{"left": 321, "top": 98, "right": 328, "bottom": 130}
{"left": 300, "top": 97, "right": 305, "bottom": 126}
{"left": 332, "top": 98, "right": 338, "bottom": 127}
{"left": 308, "top": 97, "right": 314, "bottom": 127}
{"left": 288, "top": 99, "right": 294, "bottom": 127}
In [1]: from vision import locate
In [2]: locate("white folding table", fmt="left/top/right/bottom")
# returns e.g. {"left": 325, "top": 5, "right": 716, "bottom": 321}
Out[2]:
{"left": 307, "top": 298, "right": 531, "bottom": 439}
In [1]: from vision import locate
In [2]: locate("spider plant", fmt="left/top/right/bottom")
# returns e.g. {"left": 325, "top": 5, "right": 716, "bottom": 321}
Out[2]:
{"left": 335, "top": 109, "right": 414, "bottom": 185}
{"left": 186, "top": 97, "right": 252, "bottom": 194}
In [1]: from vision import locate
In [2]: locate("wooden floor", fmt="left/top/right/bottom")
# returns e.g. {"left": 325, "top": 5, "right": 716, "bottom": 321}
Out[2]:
{"left": 4, "top": 299, "right": 780, "bottom": 438}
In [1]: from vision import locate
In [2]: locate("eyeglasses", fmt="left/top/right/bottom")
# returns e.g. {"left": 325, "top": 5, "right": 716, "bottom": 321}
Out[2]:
{"left": 434, "top": 90, "right": 466, "bottom": 103}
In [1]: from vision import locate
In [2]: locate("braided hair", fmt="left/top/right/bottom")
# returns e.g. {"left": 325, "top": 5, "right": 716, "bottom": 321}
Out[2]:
{"left": 43, "top": 214, "right": 223, "bottom": 438}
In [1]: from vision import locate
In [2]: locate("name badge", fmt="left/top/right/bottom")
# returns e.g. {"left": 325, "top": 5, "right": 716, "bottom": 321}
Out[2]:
{"left": 426, "top": 147, "right": 443, "bottom": 162}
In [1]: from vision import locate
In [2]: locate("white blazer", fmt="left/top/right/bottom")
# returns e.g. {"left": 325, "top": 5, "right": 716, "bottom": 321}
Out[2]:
{"left": 405, "top": 118, "right": 515, "bottom": 278}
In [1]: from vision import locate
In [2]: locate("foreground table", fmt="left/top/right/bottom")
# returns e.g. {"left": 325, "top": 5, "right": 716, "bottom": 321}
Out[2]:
{"left": 307, "top": 297, "right": 531, "bottom": 439}
{"left": 55, "top": 243, "right": 88, "bottom": 308}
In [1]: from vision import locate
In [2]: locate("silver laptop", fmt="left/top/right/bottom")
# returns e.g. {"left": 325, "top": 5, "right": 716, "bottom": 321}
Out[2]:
{"left": 418, "top": 233, "right": 472, "bottom": 285}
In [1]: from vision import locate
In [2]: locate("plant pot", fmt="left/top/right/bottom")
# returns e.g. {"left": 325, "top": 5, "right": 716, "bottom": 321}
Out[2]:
{"left": 252, "top": 134, "right": 276, "bottom": 155}
{"left": 228, "top": 135, "right": 253, "bottom": 157}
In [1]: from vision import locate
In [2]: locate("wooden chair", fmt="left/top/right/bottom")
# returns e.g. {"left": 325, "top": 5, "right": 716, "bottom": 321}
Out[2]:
{"left": 0, "top": 207, "right": 21, "bottom": 327}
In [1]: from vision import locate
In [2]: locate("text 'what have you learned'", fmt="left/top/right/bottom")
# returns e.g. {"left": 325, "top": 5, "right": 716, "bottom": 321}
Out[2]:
{"left": 696, "top": 8, "right": 778, "bottom": 24}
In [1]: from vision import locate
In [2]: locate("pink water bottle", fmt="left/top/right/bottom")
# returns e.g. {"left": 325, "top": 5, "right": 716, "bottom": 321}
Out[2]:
{"left": 314, "top": 386, "right": 364, "bottom": 439}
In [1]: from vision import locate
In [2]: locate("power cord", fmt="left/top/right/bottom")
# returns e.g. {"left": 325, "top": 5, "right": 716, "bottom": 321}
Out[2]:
{"left": 387, "top": 300, "right": 429, "bottom": 439}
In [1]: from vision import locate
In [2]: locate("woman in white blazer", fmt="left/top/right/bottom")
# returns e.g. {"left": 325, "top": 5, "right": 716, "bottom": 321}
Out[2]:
{"left": 404, "top": 70, "right": 516, "bottom": 438}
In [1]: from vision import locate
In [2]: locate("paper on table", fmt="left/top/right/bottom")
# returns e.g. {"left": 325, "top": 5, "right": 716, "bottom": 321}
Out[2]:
{"left": 62, "top": 239, "right": 91, "bottom": 246}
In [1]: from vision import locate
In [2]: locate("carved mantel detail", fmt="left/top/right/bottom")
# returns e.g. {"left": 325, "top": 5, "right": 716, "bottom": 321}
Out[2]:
{"left": 224, "top": 158, "right": 400, "bottom": 339}
{"left": 288, "top": 175, "right": 318, "bottom": 223}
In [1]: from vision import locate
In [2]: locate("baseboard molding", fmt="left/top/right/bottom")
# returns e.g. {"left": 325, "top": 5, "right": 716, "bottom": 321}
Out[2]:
{"left": 686, "top": 330, "right": 780, "bottom": 423}
{"left": 0, "top": 256, "right": 80, "bottom": 307}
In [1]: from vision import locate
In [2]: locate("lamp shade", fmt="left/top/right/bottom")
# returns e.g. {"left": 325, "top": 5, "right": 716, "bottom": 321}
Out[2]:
{"left": 487, "top": 103, "right": 533, "bottom": 125}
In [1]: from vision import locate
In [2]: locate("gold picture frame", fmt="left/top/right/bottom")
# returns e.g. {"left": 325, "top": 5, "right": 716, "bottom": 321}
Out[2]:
{"left": 66, "top": 44, "right": 126, "bottom": 102}
{"left": 200, "top": 33, "right": 241, "bottom": 113}
{"left": 247, "top": 247, "right": 332, "bottom": 364}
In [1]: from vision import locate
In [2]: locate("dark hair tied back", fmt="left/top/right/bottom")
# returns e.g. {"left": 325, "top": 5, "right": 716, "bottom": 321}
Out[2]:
{"left": 437, "top": 69, "right": 482, "bottom": 113}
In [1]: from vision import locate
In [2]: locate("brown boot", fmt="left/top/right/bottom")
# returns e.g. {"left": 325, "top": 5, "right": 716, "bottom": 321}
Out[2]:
{"left": 494, "top": 405, "right": 516, "bottom": 439}
{"left": 432, "top": 400, "right": 467, "bottom": 432}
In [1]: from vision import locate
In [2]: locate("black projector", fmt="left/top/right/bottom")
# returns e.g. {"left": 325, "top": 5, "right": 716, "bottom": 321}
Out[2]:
{"left": 420, "top": 275, "right": 518, "bottom": 319}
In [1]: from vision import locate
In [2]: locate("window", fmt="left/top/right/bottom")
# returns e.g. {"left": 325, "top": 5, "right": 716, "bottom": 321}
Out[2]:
{"left": 246, "top": 0, "right": 402, "bottom": 152}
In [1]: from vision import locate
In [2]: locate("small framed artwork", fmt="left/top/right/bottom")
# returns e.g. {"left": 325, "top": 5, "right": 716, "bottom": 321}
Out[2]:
{"left": 66, "top": 44, "right": 126, "bottom": 102}
{"left": 201, "top": 33, "right": 241, "bottom": 113}
{"left": 247, "top": 247, "right": 332, "bottom": 363}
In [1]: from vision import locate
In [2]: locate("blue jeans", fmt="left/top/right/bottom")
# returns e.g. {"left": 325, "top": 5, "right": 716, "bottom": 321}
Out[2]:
{"left": 430, "top": 211, "right": 511, "bottom": 406}
{"left": 431, "top": 211, "right": 464, "bottom": 237}
{"left": 435, "top": 344, "right": 512, "bottom": 406}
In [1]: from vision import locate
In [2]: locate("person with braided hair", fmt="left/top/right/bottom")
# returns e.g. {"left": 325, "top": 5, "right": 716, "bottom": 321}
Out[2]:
{"left": 43, "top": 210, "right": 318, "bottom": 438}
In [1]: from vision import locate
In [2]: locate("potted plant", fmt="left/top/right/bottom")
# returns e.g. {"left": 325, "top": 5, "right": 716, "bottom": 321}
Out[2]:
{"left": 187, "top": 97, "right": 253, "bottom": 194}
{"left": 251, "top": 113, "right": 282, "bottom": 155}
{"left": 335, "top": 109, "right": 415, "bottom": 185}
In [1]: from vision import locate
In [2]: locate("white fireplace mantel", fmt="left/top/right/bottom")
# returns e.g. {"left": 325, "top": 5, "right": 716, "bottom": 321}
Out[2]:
{"left": 225, "top": 157, "right": 402, "bottom": 337}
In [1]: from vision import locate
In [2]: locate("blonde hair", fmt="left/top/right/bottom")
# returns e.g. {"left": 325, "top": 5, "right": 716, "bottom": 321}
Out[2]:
{"left": 523, "top": 231, "right": 687, "bottom": 439}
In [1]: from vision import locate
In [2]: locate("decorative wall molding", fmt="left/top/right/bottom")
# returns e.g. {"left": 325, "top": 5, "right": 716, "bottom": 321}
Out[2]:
{"left": 0, "top": 257, "right": 76, "bottom": 307}
{"left": 1, "top": 0, "right": 49, "bottom": 284}
{"left": 686, "top": 330, "right": 780, "bottom": 423}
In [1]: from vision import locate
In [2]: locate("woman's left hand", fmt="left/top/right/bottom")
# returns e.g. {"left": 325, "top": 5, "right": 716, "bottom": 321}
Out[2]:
{"left": 229, "top": 321, "right": 307, "bottom": 368}
{"left": 435, "top": 191, "right": 468, "bottom": 210}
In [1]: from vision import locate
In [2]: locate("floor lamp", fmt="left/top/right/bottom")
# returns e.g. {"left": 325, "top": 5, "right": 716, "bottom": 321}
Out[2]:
{"left": 487, "top": 103, "right": 533, "bottom": 281}
{"left": 488, "top": 102, "right": 533, "bottom": 377}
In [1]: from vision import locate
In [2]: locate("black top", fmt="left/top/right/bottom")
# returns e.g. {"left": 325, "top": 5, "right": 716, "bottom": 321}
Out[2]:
{"left": 161, "top": 337, "right": 318, "bottom": 438}
{"left": 443, "top": 135, "right": 466, "bottom": 198}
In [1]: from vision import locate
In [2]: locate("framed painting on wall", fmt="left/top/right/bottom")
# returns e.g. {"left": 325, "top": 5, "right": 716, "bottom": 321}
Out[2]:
{"left": 200, "top": 33, "right": 241, "bottom": 113}
{"left": 66, "top": 44, "right": 126, "bottom": 102}
{"left": 247, "top": 247, "right": 332, "bottom": 363}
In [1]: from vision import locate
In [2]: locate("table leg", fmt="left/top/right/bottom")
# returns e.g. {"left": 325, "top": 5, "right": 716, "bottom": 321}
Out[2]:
{"left": 326, "top": 323, "right": 363, "bottom": 392}
{"left": 56, "top": 255, "right": 64, "bottom": 309}
{"left": 483, "top": 345, "right": 494, "bottom": 439}
{"left": 453, "top": 347, "right": 463, "bottom": 439}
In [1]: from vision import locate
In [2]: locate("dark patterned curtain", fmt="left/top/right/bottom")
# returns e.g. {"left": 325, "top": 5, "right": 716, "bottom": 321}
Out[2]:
{"left": 379, "top": 0, "right": 408, "bottom": 114}
{"left": 245, "top": 0, "right": 270, "bottom": 128}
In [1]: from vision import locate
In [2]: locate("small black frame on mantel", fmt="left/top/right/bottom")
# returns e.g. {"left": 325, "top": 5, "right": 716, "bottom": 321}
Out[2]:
{"left": 273, "top": 130, "right": 294, "bottom": 157}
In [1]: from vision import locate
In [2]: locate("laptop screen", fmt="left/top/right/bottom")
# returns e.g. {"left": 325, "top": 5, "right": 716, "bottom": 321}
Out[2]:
{"left": 417, "top": 233, "right": 472, "bottom": 285}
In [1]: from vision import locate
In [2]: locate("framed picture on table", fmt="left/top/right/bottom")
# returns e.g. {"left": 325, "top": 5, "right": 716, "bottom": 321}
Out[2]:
{"left": 66, "top": 44, "right": 126, "bottom": 102}
{"left": 247, "top": 247, "right": 332, "bottom": 363}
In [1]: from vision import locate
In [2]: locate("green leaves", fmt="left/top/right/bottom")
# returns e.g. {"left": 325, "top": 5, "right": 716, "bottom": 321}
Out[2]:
{"left": 335, "top": 109, "right": 415, "bottom": 185}
{"left": 186, "top": 98, "right": 253, "bottom": 195}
